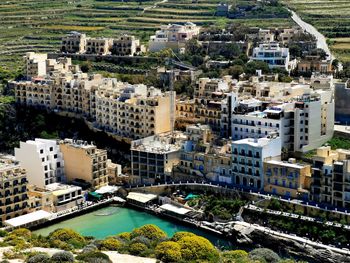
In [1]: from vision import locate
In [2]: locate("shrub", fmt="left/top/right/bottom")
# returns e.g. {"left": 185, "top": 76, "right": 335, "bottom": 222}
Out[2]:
{"left": 116, "top": 232, "right": 131, "bottom": 241}
{"left": 177, "top": 235, "right": 219, "bottom": 263}
{"left": 76, "top": 251, "right": 111, "bottom": 263}
{"left": 50, "top": 239, "right": 73, "bottom": 250}
{"left": 51, "top": 251, "right": 74, "bottom": 262}
{"left": 155, "top": 241, "right": 182, "bottom": 263}
{"left": 0, "top": 230, "right": 8, "bottom": 237}
{"left": 129, "top": 242, "right": 148, "bottom": 256}
{"left": 171, "top": 231, "right": 196, "bottom": 242}
{"left": 27, "top": 253, "right": 50, "bottom": 263}
{"left": 100, "top": 237, "right": 122, "bottom": 251}
{"left": 130, "top": 236, "right": 151, "bottom": 247}
{"left": 221, "top": 250, "right": 249, "bottom": 263}
{"left": 249, "top": 248, "right": 281, "bottom": 263}
{"left": 130, "top": 224, "right": 167, "bottom": 241}
{"left": 49, "top": 229, "right": 86, "bottom": 248}
{"left": 82, "top": 244, "right": 98, "bottom": 254}
{"left": 10, "top": 228, "right": 31, "bottom": 240}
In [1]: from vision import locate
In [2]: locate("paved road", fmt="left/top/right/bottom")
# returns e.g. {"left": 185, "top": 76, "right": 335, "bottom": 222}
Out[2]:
{"left": 290, "top": 10, "right": 333, "bottom": 60}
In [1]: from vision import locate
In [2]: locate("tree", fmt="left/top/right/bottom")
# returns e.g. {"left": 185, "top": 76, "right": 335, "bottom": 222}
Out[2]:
{"left": 289, "top": 44, "right": 303, "bottom": 58}
{"left": 220, "top": 43, "right": 241, "bottom": 59}
{"left": 245, "top": 61, "right": 270, "bottom": 75}
{"left": 228, "top": 65, "right": 244, "bottom": 79}
{"left": 80, "top": 61, "right": 92, "bottom": 73}
{"left": 130, "top": 224, "right": 167, "bottom": 241}
{"left": 186, "top": 39, "right": 202, "bottom": 56}
{"left": 155, "top": 241, "right": 182, "bottom": 263}
{"left": 191, "top": 55, "right": 204, "bottom": 67}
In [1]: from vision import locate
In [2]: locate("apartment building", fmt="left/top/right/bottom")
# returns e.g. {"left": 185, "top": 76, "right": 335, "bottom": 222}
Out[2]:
{"left": 59, "top": 139, "right": 108, "bottom": 188}
{"left": 311, "top": 146, "right": 350, "bottom": 209}
{"left": 131, "top": 132, "right": 186, "bottom": 184}
{"left": 231, "top": 81, "right": 334, "bottom": 153}
{"left": 86, "top": 38, "right": 113, "bottom": 55}
{"left": 13, "top": 60, "right": 175, "bottom": 141}
{"left": 334, "top": 79, "right": 350, "bottom": 124}
{"left": 297, "top": 56, "right": 332, "bottom": 74}
{"left": 251, "top": 42, "right": 294, "bottom": 71}
{"left": 0, "top": 158, "right": 29, "bottom": 222}
{"left": 264, "top": 159, "right": 311, "bottom": 199}
{"left": 231, "top": 135, "right": 281, "bottom": 190}
{"left": 27, "top": 183, "right": 83, "bottom": 212}
{"left": 149, "top": 22, "right": 200, "bottom": 52}
{"left": 61, "top": 33, "right": 143, "bottom": 56}
{"left": 175, "top": 124, "right": 214, "bottom": 180}
{"left": 111, "top": 34, "right": 145, "bottom": 56}
{"left": 15, "top": 139, "right": 65, "bottom": 188}
{"left": 25, "top": 52, "right": 48, "bottom": 78}
{"left": 61, "top": 31, "right": 87, "bottom": 54}
{"left": 194, "top": 76, "right": 232, "bottom": 133}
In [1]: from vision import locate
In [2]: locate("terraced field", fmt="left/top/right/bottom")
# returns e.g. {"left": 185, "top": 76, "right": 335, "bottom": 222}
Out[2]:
{"left": 0, "top": 0, "right": 293, "bottom": 71}
{"left": 282, "top": 0, "right": 350, "bottom": 61}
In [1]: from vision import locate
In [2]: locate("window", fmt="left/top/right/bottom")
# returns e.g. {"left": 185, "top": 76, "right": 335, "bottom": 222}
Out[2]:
{"left": 40, "top": 149, "right": 44, "bottom": 154}
{"left": 49, "top": 147, "right": 53, "bottom": 152}
{"left": 57, "top": 162, "right": 61, "bottom": 168}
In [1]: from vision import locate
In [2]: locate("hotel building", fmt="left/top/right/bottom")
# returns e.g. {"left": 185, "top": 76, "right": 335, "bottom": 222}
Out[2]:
{"left": 0, "top": 157, "right": 29, "bottom": 222}
{"left": 15, "top": 139, "right": 65, "bottom": 188}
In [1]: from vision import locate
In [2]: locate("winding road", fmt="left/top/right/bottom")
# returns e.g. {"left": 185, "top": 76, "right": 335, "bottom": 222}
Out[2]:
{"left": 290, "top": 9, "right": 334, "bottom": 60}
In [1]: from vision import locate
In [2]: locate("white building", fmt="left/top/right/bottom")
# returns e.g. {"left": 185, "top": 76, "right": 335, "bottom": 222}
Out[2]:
{"left": 232, "top": 135, "right": 281, "bottom": 190}
{"left": 25, "top": 52, "right": 48, "bottom": 78}
{"left": 149, "top": 22, "right": 200, "bottom": 52}
{"left": 251, "top": 42, "right": 294, "bottom": 71}
{"left": 15, "top": 139, "right": 65, "bottom": 188}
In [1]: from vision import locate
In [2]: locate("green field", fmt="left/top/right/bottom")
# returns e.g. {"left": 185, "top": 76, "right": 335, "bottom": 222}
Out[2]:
{"left": 282, "top": 0, "right": 350, "bottom": 61}
{"left": 0, "top": 0, "right": 294, "bottom": 71}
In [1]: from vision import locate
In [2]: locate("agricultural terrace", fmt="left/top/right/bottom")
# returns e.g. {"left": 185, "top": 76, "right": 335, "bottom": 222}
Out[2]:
{"left": 282, "top": 0, "right": 350, "bottom": 62}
{"left": 0, "top": 0, "right": 293, "bottom": 71}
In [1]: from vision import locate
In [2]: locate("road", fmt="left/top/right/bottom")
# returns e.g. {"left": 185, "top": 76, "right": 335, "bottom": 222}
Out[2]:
{"left": 290, "top": 10, "right": 333, "bottom": 60}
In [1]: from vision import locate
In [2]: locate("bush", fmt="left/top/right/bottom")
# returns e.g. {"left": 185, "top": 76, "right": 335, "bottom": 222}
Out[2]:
{"left": 100, "top": 237, "right": 122, "bottom": 251}
{"left": 221, "top": 250, "right": 249, "bottom": 263}
{"left": 82, "top": 244, "right": 98, "bottom": 254}
{"left": 177, "top": 235, "right": 219, "bottom": 262}
{"left": 130, "top": 224, "right": 167, "bottom": 241}
{"left": 129, "top": 242, "right": 148, "bottom": 256}
{"left": 130, "top": 236, "right": 151, "bottom": 247}
{"left": 249, "top": 248, "right": 280, "bottom": 263}
{"left": 0, "top": 230, "right": 8, "bottom": 237}
{"left": 76, "top": 251, "right": 111, "bottom": 263}
{"left": 10, "top": 228, "right": 31, "bottom": 240}
{"left": 155, "top": 241, "right": 182, "bottom": 263}
{"left": 49, "top": 229, "right": 86, "bottom": 248}
{"left": 27, "top": 253, "right": 50, "bottom": 263}
{"left": 115, "top": 232, "right": 131, "bottom": 241}
{"left": 171, "top": 232, "right": 196, "bottom": 242}
{"left": 51, "top": 251, "right": 74, "bottom": 262}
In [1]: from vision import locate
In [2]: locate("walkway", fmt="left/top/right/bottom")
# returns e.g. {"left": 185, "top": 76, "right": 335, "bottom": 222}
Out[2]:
{"left": 131, "top": 181, "right": 350, "bottom": 216}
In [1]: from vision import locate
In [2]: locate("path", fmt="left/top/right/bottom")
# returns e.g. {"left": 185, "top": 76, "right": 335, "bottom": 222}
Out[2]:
{"left": 142, "top": 0, "right": 168, "bottom": 14}
{"left": 289, "top": 10, "right": 333, "bottom": 60}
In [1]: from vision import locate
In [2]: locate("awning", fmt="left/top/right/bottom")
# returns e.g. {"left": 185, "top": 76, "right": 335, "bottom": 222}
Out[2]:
{"left": 89, "top": 192, "right": 102, "bottom": 199}
{"left": 4, "top": 210, "right": 52, "bottom": 227}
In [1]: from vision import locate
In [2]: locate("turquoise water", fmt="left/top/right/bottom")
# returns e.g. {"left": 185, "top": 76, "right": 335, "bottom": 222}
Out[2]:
{"left": 34, "top": 206, "right": 233, "bottom": 249}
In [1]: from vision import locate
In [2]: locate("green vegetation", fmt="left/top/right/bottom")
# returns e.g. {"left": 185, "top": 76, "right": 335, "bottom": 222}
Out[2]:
{"left": 326, "top": 136, "right": 350, "bottom": 150}
{"left": 0, "top": 226, "right": 304, "bottom": 263}
{"left": 187, "top": 195, "right": 246, "bottom": 221}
